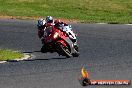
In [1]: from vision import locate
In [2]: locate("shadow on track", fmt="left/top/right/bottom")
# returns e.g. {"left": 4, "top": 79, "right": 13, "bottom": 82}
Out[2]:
{"left": 24, "top": 57, "right": 67, "bottom": 61}
{"left": 6, "top": 50, "right": 67, "bottom": 63}
{"left": 23, "top": 50, "right": 67, "bottom": 61}
{"left": 23, "top": 50, "right": 68, "bottom": 60}
{"left": 23, "top": 50, "right": 41, "bottom": 53}
{"left": 7, "top": 57, "right": 67, "bottom": 63}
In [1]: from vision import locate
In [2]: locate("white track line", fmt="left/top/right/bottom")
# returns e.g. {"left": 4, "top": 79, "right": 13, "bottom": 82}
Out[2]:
{"left": 96, "top": 23, "right": 132, "bottom": 25}
{"left": 125, "top": 24, "right": 132, "bottom": 25}
{"left": 96, "top": 23, "right": 107, "bottom": 24}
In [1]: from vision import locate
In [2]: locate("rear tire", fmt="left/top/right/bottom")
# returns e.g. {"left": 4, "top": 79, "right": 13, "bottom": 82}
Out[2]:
{"left": 41, "top": 45, "right": 48, "bottom": 53}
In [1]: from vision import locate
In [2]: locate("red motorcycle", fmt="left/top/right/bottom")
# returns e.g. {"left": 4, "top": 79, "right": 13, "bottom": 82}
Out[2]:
{"left": 41, "top": 25, "right": 79, "bottom": 58}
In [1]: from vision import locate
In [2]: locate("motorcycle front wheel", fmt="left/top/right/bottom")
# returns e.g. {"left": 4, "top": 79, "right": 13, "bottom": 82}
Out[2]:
{"left": 72, "top": 45, "right": 79, "bottom": 57}
{"left": 56, "top": 43, "right": 72, "bottom": 58}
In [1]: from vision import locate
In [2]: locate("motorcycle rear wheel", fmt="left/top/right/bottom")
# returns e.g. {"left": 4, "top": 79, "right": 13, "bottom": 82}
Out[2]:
{"left": 41, "top": 45, "right": 48, "bottom": 53}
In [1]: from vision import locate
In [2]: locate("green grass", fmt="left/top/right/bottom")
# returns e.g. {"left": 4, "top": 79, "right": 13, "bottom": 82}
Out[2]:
{"left": 0, "top": 49, "right": 23, "bottom": 61}
{"left": 0, "top": 0, "right": 132, "bottom": 23}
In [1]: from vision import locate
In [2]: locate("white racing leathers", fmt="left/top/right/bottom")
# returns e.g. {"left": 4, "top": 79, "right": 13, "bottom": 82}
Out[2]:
{"left": 61, "top": 25, "right": 77, "bottom": 43}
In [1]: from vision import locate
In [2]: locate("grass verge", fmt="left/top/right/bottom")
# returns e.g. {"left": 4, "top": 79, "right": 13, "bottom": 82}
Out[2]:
{"left": 0, "top": 49, "right": 23, "bottom": 61}
{"left": 0, "top": 0, "right": 132, "bottom": 23}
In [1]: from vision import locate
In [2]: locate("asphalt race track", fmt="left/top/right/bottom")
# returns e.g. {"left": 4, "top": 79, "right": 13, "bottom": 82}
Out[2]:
{"left": 0, "top": 19, "right": 132, "bottom": 88}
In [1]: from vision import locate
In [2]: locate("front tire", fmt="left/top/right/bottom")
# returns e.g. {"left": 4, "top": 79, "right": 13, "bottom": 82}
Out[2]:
{"left": 56, "top": 43, "right": 72, "bottom": 58}
{"left": 72, "top": 45, "right": 79, "bottom": 57}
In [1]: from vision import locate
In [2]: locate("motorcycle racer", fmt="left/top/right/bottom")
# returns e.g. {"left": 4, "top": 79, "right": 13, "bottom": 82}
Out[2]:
{"left": 37, "top": 18, "right": 46, "bottom": 39}
{"left": 37, "top": 16, "right": 54, "bottom": 40}
{"left": 37, "top": 16, "right": 77, "bottom": 52}
{"left": 54, "top": 19, "right": 77, "bottom": 43}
